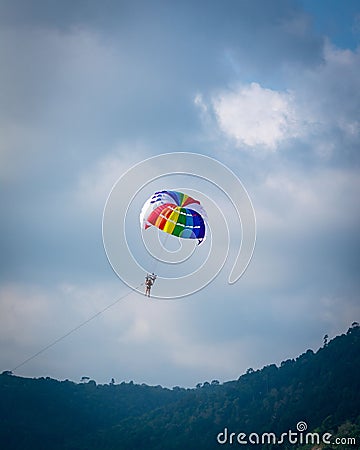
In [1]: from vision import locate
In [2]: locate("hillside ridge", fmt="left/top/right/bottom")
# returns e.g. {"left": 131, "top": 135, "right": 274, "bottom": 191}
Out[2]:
{"left": 1, "top": 324, "right": 359, "bottom": 449}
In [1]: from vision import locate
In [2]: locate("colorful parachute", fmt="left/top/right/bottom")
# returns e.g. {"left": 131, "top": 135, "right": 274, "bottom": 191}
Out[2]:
{"left": 140, "top": 190, "right": 207, "bottom": 244}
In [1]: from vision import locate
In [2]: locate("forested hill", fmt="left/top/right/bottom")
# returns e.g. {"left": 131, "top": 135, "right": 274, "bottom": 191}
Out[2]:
{"left": 1, "top": 324, "right": 359, "bottom": 450}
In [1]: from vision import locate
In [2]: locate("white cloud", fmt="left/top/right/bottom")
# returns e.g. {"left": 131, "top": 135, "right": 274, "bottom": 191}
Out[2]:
{"left": 254, "top": 166, "right": 360, "bottom": 235}
{"left": 211, "top": 82, "right": 299, "bottom": 150}
{"left": 194, "top": 93, "right": 208, "bottom": 114}
{"left": 197, "top": 43, "right": 360, "bottom": 158}
{"left": 0, "top": 279, "right": 252, "bottom": 385}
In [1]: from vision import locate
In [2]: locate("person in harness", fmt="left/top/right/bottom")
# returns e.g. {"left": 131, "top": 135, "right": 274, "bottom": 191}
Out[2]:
{"left": 145, "top": 273, "right": 157, "bottom": 297}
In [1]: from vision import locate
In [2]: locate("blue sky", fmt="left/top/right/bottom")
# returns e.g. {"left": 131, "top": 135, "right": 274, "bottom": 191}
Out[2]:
{"left": 1, "top": 0, "right": 359, "bottom": 387}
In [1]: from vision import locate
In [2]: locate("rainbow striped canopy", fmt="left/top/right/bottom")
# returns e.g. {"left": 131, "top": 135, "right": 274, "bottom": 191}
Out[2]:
{"left": 140, "top": 190, "right": 207, "bottom": 244}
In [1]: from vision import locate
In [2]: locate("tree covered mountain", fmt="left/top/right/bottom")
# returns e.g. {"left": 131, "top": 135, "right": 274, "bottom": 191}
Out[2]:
{"left": 1, "top": 324, "right": 359, "bottom": 449}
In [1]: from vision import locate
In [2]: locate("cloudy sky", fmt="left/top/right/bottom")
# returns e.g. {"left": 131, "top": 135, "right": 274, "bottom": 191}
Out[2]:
{"left": 1, "top": 0, "right": 359, "bottom": 387}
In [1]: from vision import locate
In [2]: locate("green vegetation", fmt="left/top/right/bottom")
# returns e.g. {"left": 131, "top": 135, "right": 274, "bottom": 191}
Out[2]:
{"left": 1, "top": 324, "right": 359, "bottom": 449}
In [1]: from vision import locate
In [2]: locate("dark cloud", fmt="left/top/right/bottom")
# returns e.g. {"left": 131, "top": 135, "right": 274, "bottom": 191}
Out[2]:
{"left": 0, "top": 0, "right": 325, "bottom": 189}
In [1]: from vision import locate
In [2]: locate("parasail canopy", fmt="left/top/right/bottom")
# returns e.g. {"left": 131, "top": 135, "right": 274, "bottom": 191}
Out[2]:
{"left": 140, "top": 190, "right": 207, "bottom": 244}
